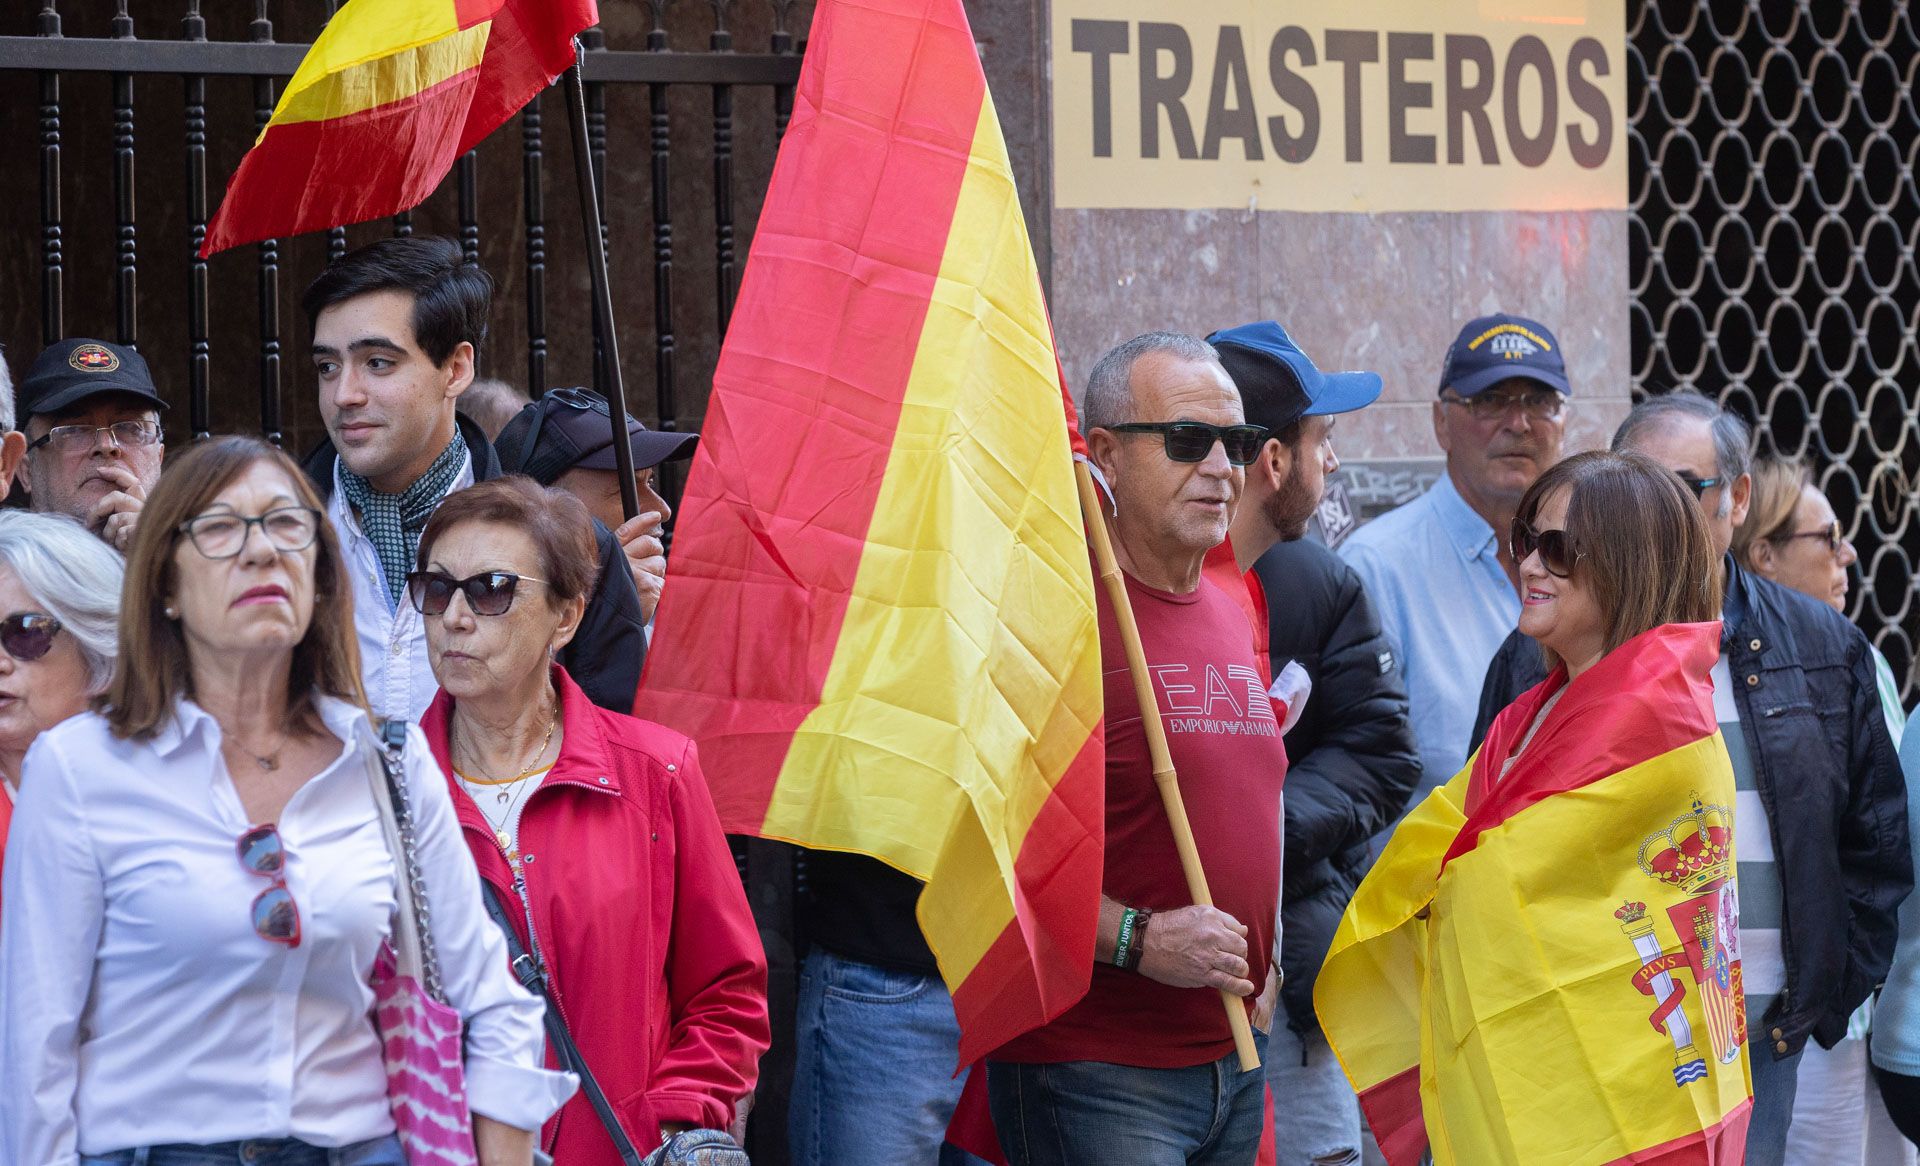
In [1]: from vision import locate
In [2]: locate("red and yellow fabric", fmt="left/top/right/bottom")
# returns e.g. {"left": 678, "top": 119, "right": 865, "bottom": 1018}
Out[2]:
{"left": 1317, "top": 622, "right": 1752, "bottom": 1165}
{"left": 636, "top": 0, "right": 1103, "bottom": 1065}
{"left": 202, "top": 0, "right": 594, "bottom": 255}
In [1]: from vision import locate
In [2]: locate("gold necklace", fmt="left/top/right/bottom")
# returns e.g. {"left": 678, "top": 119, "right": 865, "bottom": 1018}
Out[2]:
{"left": 468, "top": 762, "right": 549, "bottom": 857}
{"left": 454, "top": 704, "right": 557, "bottom": 787}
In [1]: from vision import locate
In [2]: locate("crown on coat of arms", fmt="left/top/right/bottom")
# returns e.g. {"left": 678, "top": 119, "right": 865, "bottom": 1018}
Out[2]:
{"left": 1636, "top": 795, "right": 1734, "bottom": 895}
{"left": 1614, "top": 901, "right": 1648, "bottom": 924}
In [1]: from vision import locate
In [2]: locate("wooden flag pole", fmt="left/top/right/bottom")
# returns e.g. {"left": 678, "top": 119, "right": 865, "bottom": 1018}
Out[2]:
{"left": 563, "top": 42, "right": 642, "bottom": 522}
{"left": 1075, "top": 459, "right": 1262, "bottom": 1072}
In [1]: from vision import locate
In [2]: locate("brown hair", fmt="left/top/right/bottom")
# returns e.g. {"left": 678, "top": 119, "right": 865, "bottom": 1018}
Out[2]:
{"left": 102, "top": 436, "right": 366, "bottom": 739}
{"left": 1732, "top": 454, "right": 1812, "bottom": 569}
{"left": 1515, "top": 449, "right": 1722, "bottom": 670}
{"left": 415, "top": 475, "right": 598, "bottom": 605}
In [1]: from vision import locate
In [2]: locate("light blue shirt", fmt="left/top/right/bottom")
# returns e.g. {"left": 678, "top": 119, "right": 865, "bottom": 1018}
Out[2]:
{"left": 1872, "top": 702, "right": 1920, "bottom": 1074}
{"left": 1339, "top": 473, "right": 1520, "bottom": 809}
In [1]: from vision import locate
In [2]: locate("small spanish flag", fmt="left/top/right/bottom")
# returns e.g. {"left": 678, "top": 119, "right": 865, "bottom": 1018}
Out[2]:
{"left": 1317, "top": 622, "right": 1752, "bottom": 1165}
{"left": 637, "top": 0, "right": 1105, "bottom": 1065}
{"left": 202, "top": 0, "right": 594, "bottom": 256}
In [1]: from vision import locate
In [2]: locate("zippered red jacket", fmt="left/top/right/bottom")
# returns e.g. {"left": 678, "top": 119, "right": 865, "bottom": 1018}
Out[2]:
{"left": 423, "top": 666, "right": 769, "bottom": 1163}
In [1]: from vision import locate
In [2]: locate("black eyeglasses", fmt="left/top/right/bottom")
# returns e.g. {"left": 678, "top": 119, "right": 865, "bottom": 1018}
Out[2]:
{"left": 178, "top": 506, "right": 322, "bottom": 560}
{"left": 1107, "top": 422, "right": 1270, "bottom": 466}
{"left": 0, "top": 612, "right": 62, "bottom": 662}
{"left": 1676, "top": 474, "right": 1723, "bottom": 499}
{"left": 26, "top": 419, "right": 163, "bottom": 454}
{"left": 405, "top": 570, "right": 549, "bottom": 617}
{"left": 1511, "top": 519, "right": 1582, "bottom": 578}
{"left": 1773, "top": 519, "right": 1845, "bottom": 554}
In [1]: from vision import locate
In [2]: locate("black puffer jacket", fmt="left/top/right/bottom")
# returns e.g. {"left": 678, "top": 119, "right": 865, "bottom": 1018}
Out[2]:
{"left": 1254, "top": 538, "right": 1421, "bottom": 1036}
{"left": 1471, "top": 558, "right": 1912, "bottom": 1056}
{"left": 302, "top": 412, "right": 649, "bottom": 714}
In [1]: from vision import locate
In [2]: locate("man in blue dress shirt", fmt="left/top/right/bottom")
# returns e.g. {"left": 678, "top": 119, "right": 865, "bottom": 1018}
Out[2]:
{"left": 1338, "top": 314, "right": 1570, "bottom": 817}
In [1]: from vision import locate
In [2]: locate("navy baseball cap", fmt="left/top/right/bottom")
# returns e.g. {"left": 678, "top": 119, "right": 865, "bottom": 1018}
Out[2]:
{"left": 1206, "top": 321, "right": 1382, "bottom": 433}
{"left": 494, "top": 386, "right": 697, "bottom": 486}
{"left": 18, "top": 338, "right": 169, "bottom": 417}
{"left": 1438, "top": 314, "right": 1570, "bottom": 398}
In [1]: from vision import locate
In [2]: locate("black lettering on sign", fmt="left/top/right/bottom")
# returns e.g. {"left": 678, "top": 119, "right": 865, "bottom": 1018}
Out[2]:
{"left": 1139, "top": 22, "right": 1199, "bottom": 160}
{"left": 1203, "top": 26, "right": 1263, "bottom": 160}
{"left": 1387, "top": 31, "right": 1435, "bottom": 164}
{"left": 1503, "top": 34, "right": 1557, "bottom": 168}
{"left": 1444, "top": 34, "right": 1499, "bottom": 164}
{"left": 1266, "top": 26, "right": 1320, "bottom": 163}
{"left": 1565, "top": 37, "right": 1612, "bottom": 169}
{"left": 1071, "top": 20, "right": 1131, "bottom": 159}
{"left": 1324, "top": 29, "right": 1380, "bottom": 163}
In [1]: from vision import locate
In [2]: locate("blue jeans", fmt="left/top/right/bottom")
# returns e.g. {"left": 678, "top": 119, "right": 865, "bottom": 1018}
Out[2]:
{"left": 1747, "top": 995, "right": 1806, "bottom": 1166}
{"left": 1267, "top": 1024, "right": 1362, "bottom": 1166}
{"left": 788, "top": 948, "right": 988, "bottom": 1166}
{"left": 80, "top": 1136, "right": 405, "bottom": 1166}
{"left": 986, "top": 1029, "right": 1270, "bottom": 1165}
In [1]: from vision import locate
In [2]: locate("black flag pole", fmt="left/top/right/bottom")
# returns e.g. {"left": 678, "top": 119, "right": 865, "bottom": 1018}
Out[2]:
{"left": 563, "top": 39, "right": 642, "bottom": 521}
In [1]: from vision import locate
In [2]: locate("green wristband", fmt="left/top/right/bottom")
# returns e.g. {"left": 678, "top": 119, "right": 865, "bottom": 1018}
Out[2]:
{"left": 1114, "top": 907, "right": 1139, "bottom": 969}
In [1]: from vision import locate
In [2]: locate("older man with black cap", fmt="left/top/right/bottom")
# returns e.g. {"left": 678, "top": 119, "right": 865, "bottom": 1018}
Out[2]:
{"left": 1208, "top": 323, "right": 1419, "bottom": 1166}
{"left": 15, "top": 338, "right": 168, "bottom": 552}
{"left": 493, "top": 386, "right": 698, "bottom": 626}
{"left": 1337, "top": 313, "right": 1570, "bottom": 820}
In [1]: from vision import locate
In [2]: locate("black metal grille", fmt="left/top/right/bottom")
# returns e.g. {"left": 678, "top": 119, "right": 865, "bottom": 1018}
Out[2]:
{"left": 1629, "top": 1, "right": 1920, "bottom": 696}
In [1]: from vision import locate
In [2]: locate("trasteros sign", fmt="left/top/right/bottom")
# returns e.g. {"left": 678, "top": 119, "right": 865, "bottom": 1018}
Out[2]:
{"left": 1050, "top": 0, "right": 1627, "bottom": 212}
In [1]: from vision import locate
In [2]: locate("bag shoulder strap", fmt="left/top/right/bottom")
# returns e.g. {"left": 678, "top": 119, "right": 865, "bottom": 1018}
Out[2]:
{"left": 370, "top": 718, "right": 447, "bottom": 1002}
{"left": 480, "top": 881, "right": 646, "bottom": 1166}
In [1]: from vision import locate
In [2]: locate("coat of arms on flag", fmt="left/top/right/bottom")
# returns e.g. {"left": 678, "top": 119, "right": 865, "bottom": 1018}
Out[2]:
{"left": 1617, "top": 796, "right": 1746, "bottom": 1087}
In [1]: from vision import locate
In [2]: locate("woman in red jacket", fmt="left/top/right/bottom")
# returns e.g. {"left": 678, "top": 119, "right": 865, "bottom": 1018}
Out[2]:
{"left": 409, "top": 475, "right": 769, "bottom": 1165}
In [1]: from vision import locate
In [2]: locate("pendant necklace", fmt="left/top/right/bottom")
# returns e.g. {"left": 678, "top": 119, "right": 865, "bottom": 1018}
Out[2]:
{"left": 454, "top": 703, "right": 557, "bottom": 857}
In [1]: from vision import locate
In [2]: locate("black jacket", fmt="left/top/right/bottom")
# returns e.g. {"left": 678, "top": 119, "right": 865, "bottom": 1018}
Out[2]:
{"left": 301, "top": 413, "right": 648, "bottom": 714}
{"left": 1470, "top": 558, "right": 1912, "bottom": 1056}
{"left": 1255, "top": 539, "right": 1421, "bottom": 1036}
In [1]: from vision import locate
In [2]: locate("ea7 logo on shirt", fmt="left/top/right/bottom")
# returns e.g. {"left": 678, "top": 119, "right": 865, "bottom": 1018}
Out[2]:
{"left": 1147, "top": 663, "right": 1278, "bottom": 737}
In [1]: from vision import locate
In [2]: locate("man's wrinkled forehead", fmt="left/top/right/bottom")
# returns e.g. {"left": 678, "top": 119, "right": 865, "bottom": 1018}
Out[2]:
{"left": 1618, "top": 412, "right": 1717, "bottom": 477}
{"left": 28, "top": 392, "right": 160, "bottom": 434}
{"left": 1129, "top": 353, "right": 1243, "bottom": 421}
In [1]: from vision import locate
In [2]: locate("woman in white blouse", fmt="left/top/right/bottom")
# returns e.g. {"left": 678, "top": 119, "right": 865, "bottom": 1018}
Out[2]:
{"left": 0, "top": 436, "right": 573, "bottom": 1166}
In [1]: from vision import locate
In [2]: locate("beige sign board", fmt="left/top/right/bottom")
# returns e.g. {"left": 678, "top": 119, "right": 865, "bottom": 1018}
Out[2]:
{"left": 1051, "top": 0, "right": 1628, "bottom": 212}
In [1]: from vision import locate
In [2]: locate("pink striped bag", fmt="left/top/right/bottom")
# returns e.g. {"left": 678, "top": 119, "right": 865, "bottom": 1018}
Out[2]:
{"left": 368, "top": 726, "right": 481, "bottom": 1166}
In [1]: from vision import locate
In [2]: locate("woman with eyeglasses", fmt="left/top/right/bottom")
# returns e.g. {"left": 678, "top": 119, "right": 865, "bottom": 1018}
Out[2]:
{"left": 0, "top": 437, "right": 571, "bottom": 1166}
{"left": 0, "top": 511, "right": 124, "bottom": 916}
{"left": 410, "top": 475, "right": 768, "bottom": 1166}
{"left": 1319, "top": 451, "right": 1747, "bottom": 1163}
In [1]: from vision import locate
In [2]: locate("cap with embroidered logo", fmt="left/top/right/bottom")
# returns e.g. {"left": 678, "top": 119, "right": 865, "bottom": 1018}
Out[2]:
{"left": 1438, "top": 314, "right": 1570, "bottom": 398}
{"left": 18, "top": 338, "right": 169, "bottom": 418}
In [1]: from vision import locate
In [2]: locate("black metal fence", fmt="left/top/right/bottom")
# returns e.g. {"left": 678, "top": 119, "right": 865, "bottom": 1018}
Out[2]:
{"left": 0, "top": 3, "right": 810, "bottom": 1159}
{"left": 1629, "top": 1, "right": 1920, "bottom": 695}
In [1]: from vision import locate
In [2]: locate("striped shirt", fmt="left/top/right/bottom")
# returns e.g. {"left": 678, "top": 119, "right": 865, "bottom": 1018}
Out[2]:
{"left": 1712, "top": 656, "right": 1784, "bottom": 997}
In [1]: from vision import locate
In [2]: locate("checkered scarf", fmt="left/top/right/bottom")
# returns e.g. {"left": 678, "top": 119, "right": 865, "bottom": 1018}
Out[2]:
{"left": 338, "top": 436, "right": 465, "bottom": 609}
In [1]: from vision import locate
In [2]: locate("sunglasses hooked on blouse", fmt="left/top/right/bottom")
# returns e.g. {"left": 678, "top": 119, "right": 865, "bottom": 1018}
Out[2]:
{"left": 405, "top": 570, "right": 550, "bottom": 617}
{"left": 1511, "top": 520, "right": 1583, "bottom": 578}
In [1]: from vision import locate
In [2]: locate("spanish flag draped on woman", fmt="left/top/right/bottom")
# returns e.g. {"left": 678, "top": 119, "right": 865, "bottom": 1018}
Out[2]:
{"left": 1318, "top": 451, "right": 1753, "bottom": 1166}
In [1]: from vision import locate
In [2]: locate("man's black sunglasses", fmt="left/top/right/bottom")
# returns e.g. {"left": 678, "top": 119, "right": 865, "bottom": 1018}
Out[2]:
{"left": 1107, "top": 422, "right": 1270, "bottom": 466}
{"left": 1676, "top": 474, "right": 1723, "bottom": 499}
{"left": 1511, "top": 520, "right": 1582, "bottom": 578}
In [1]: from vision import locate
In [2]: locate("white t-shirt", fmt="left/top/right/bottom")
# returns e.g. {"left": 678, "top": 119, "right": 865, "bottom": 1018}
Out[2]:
{"left": 456, "top": 765, "right": 553, "bottom": 865}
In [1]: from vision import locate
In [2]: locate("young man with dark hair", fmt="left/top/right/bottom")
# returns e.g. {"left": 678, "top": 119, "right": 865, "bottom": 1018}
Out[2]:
{"left": 1209, "top": 322, "right": 1418, "bottom": 1166}
{"left": 300, "top": 235, "right": 647, "bottom": 720}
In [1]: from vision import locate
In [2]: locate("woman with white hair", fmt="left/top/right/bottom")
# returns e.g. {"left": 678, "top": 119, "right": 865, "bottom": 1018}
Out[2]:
{"left": 0, "top": 510, "right": 123, "bottom": 907}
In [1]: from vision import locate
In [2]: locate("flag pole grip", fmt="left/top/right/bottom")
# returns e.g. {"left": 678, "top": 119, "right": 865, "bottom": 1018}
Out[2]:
{"left": 563, "top": 44, "right": 642, "bottom": 522}
{"left": 1075, "top": 461, "right": 1261, "bottom": 1073}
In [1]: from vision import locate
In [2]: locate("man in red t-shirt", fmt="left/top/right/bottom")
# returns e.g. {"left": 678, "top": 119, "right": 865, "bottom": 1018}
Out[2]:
{"left": 988, "top": 332, "right": 1289, "bottom": 1165}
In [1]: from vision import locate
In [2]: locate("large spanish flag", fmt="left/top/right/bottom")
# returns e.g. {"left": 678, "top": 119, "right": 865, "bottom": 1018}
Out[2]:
{"left": 1317, "top": 622, "right": 1752, "bottom": 1165}
{"left": 202, "top": 0, "right": 594, "bottom": 255}
{"left": 636, "top": 0, "right": 1104, "bottom": 1064}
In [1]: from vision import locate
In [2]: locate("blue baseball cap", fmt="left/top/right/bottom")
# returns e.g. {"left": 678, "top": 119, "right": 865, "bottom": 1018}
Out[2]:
{"left": 1206, "top": 321, "right": 1382, "bottom": 433}
{"left": 1438, "top": 314, "right": 1570, "bottom": 398}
